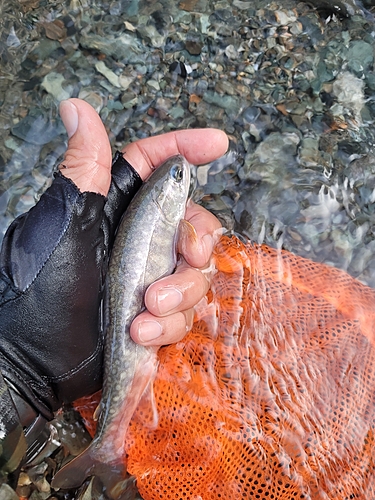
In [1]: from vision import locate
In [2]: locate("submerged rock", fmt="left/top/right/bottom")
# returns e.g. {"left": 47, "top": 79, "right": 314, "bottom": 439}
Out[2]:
{"left": 79, "top": 33, "right": 145, "bottom": 62}
{"left": 11, "top": 110, "right": 63, "bottom": 145}
{"left": 331, "top": 71, "right": 365, "bottom": 123}
{"left": 0, "top": 483, "right": 18, "bottom": 500}
{"left": 301, "top": 0, "right": 373, "bottom": 17}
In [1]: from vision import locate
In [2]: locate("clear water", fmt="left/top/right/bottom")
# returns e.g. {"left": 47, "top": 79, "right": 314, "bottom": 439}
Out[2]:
{"left": 1, "top": 1, "right": 375, "bottom": 498}
{"left": 1, "top": 0, "right": 375, "bottom": 284}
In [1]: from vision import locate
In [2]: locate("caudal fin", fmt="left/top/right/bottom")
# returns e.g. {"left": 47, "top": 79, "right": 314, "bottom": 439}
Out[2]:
{"left": 52, "top": 441, "right": 129, "bottom": 498}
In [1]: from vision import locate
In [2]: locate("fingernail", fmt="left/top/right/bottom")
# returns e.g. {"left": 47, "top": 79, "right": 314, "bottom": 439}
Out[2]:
{"left": 156, "top": 287, "right": 183, "bottom": 314}
{"left": 60, "top": 100, "right": 78, "bottom": 138}
{"left": 138, "top": 321, "right": 163, "bottom": 343}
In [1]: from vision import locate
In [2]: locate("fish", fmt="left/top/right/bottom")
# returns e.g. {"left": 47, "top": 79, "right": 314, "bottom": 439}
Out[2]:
{"left": 52, "top": 154, "right": 191, "bottom": 497}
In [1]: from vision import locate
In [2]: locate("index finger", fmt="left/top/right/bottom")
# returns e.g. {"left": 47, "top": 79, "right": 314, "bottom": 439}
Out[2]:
{"left": 121, "top": 129, "right": 229, "bottom": 181}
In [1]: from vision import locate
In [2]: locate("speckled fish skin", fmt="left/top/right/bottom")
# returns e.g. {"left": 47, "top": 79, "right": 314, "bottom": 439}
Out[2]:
{"left": 52, "top": 155, "right": 191, "bottom": 496}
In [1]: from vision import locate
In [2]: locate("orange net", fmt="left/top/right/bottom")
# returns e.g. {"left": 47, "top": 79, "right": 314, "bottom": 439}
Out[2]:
{"left": 74, "top": 235, "right": 375, "bottom": 499}
{"left": 73, "top": 391, "right": 101, "bottom": 439}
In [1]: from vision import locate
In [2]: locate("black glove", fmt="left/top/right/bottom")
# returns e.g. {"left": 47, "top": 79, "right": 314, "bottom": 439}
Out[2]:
{"left": 0, "top": 152, "right": 142, "bottom": 428}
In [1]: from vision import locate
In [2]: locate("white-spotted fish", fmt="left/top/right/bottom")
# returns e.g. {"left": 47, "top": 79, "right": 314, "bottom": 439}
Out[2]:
{"left": 52, "top": 155, "right": 191, "bottom": 498}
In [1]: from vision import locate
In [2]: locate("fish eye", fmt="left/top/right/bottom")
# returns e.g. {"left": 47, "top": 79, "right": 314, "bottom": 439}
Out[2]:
{"left": 170, "top": 164, "right": 184, "bottom": 182}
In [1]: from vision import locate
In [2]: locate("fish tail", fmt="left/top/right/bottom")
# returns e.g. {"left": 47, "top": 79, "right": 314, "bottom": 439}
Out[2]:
{"left": 52, "top": 441, "right": 130, "bottom": 499}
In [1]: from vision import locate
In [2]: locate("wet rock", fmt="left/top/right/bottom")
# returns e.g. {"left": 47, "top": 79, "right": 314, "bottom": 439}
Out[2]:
{"left": 79, "top": 33, "right": 144, "bottom": 62}
{"left": 243, "top": 131, "right": 301, "bottom": 182}
{"left": 274, "top": 8, "right": 298, "bottom": 24}
{"left": 41, "top": 72, "right": 71, "bottom": 101}
{"left": 11, "top": 109, "right": 63, "bottom": 145}
{"left": 122, "top": 0, "right": 139, "bottom": 16}
{"left": 28, "top": 39, "right": 60, "bottom": 60}
{"left": 347, "top": 40, "right": 374, "bottom": 76}
{"left": 6, "top": 26, "right": 21, "bottom": 48}
{"left": 331, "top": 71, "right": 365, "bottom": 122}
{"left": 169, "top": 61, "right": 187, "bottom": 78}
{"left": 179, "top": 0, "right": 208, "bottom": 11}
{"left": 41, "top": 19, "right": 67, "bottom": 41}
{"left": 233, "top": 0, "right": 253, "bottom": 9}
{"left": 78, "top": 89, "right": 105, "bottom": 113}
{"left": 0, "top": 484, "right": 18, "bottom": 500}
{"left": 136, "top": 25, "right": 165, "bottom": 48}
{"left": 202, "top": 90, "right": 240, "bottom": 112}
{"left": 301, "top": 0, "right": 367, "bottom": 16}
{"left": 242, "top": 106, "right": 261, "bottom": 123}
{"left": 299, "top": 137, "right": 324, "bottom": 167}
{"left": 19, "top": 0, "right": 40, "bottom": 12}
{"left": 120, "top": 92, "right": 138, "bottom": 108}
{"left": 95, "top": 60, "right": 121, "bottom": 88}
{"left": 146, "top": 79, "right": 160, "bottom": 91}
{"left": 365, "top": 71, "right": 375, "bottom": 90}
{"left": 185, "top": 38, "right": 203, "bottom": 55}
{"left": 53, "top": 408, "right": 92, "bottom": 457}
{"left": 224, "top": 44, "right": 238, "bottom": 60}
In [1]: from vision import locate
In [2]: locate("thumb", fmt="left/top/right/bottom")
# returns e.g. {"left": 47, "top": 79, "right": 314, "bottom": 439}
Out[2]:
{"left": 59, "top": 98, "right": 112, "bottom": 196}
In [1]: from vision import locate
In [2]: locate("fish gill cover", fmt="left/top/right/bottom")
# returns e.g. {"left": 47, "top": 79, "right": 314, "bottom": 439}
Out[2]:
{"left": 74, "top": 234, "right": 375, "bottom": 499}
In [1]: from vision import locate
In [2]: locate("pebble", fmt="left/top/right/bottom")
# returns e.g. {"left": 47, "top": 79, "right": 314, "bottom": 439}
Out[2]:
{"left": 347, "top": 40, "right": 374, "bottom": 76}
{"left": 331, "top": 71, "right": 365, "bottom": 122}
{"left": 77, "top": 89, "right": 105, "bottom": 113}
{"left": 41, "top": 19, "right": 67, "bottom": 41}
{"left": 0, "top": 484, "right": 18, "bottom": 500}
{"left": 146, "top": 79, "right": 160, "bottom": 91}
{"left": 41, "top": 72, "right": 71, "bottom": 101}
{"left": 79, "top": 33, "right": 144, "bottom": 62}
{"left": 95, "top": 61, "right": 121, "bottom": 88}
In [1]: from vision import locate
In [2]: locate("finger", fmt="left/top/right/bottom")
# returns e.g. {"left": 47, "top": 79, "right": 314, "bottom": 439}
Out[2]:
{"left": 59, "top": 98, "right": 112, "bottom": 195}
{"left": 144, "top": 264, "right": 209, "bottom": 316}
{"left": 181, "top": 202, "right": 223, "bottom": 268}
{"left": 122, "top": 129, "right": 229, "bottom": 181}
{"left": 130, "top": 308, "right": 195, "bottom": 346}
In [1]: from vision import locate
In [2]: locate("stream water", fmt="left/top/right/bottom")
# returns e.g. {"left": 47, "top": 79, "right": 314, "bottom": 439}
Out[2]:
{"left": 1, "top": 0, "right": 375, "bottom": 285}
{"left": 1, "top": 0, "right": 375, "bottom": 498}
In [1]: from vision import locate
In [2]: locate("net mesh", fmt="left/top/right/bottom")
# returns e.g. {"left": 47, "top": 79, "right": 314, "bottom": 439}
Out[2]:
{"left": 74, "top": 235, "right": 375, "bottom": 499}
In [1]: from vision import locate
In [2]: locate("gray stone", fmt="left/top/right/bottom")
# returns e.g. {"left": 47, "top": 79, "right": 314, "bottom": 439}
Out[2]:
{"left": 0, "top": 484, "right": 18, "bottom": 500}
{"left": 347, "top": 40, "right": 374, "bottom": 75}
{"left": 11, "top": 110, "right": 63, "bottom": 145}
{"left": 41, "top": 72, "right": 71, "bottom": 101}
{"left": 202, "top": 90, "right": 240, "bottom": 111}
{"left": 79, "top": 33, "right": 144, "bottom": 62}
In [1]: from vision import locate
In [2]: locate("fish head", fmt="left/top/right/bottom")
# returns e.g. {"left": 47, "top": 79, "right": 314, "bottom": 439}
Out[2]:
{"left": 151, "top": 155, "right": 191, "bottom": 225}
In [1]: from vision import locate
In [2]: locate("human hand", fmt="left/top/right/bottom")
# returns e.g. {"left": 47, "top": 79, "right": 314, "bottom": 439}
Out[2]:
{"left": 0, "top": 98, "right": 228, "bottom": 420}
{"left": 60, "top": 99, "right": 226, "bottom": 349}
